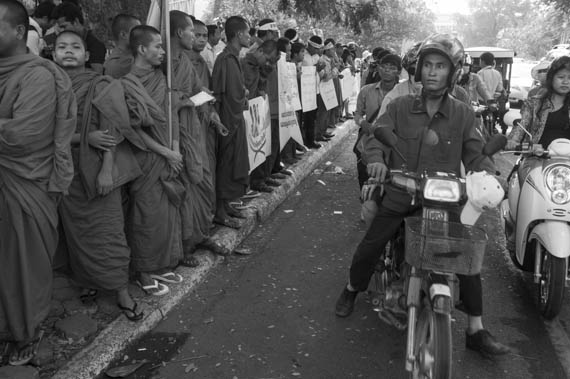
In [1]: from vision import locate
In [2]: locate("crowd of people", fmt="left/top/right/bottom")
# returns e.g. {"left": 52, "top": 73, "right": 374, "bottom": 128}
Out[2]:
{"left": 0, "top": 0, "right": 364, "bottom": 367}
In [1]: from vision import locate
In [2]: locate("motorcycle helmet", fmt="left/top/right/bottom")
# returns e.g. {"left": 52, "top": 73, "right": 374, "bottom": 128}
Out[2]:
{"left": 414, "top": 33, "right": 465, "bottom": 89}
{"left": 401, "top": 42, "right": 421, "bottom": 76}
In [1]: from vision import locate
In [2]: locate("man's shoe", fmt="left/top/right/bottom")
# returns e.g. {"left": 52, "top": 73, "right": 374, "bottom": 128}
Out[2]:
{"left": 324, "top": 132, "right": 335, "bottom": 138}
{"left": 265, "top": 178, "right": 281, "bottom": 187}
{"left": 316, "top": 137, "right": 331, "bottom": 142}
{"left": 307, "top": 142, "right": 322, "bottom": 149}
{"left": 466, "top": 329, "right": 510, "bottom": 356}
{"left": 335, "top": 286, "right": 358, "bottom": 317}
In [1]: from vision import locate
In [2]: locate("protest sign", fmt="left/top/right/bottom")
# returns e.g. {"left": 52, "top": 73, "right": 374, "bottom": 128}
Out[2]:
{"left": 319, "top": 78, "right": 338, "bottom": 110}
{"left": 340, "top": 68, "right": 355, "bottom": 101}
{"left": 301, "top": 66, "right": 317, "bottom": 112}
{"left": 278, "top": 60, "right": 304, "bottom": 150}
{"left": 244, "top": 96, "right": 271, "bottom": 173}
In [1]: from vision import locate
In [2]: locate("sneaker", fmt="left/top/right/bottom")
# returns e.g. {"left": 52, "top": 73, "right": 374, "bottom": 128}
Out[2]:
{"left": 335, "top": 286, "right": 358, "bottom": 317}
{"left": 466, "top": 329, "right": 510, "bottom": 356}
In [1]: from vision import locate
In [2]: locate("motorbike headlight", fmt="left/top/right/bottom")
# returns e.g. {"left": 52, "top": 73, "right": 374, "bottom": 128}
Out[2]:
{"left": 423, "top": 178, "right": 462, "bottom": 202}
{"left": 545, "top": 165, "right": 570, "bottom": 204}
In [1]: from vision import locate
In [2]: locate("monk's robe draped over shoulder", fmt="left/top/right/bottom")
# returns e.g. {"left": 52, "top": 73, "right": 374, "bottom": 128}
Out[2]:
{"left": 172, "top": 50, "right": 215, "bottom": 251}
{"left": 0, "top": 54, "right": 76, "bottom": 341}
{"left": 121, "top": 67, "right": 183, "bottom": 271}
{"left": 103, "top": 47, "right": 134, "bottom": 79}
{"left": 59, "top": 71, "right": 142, "bottom": 291}
{"left": 212, "top": 44, "right": 250, "bottom": 200}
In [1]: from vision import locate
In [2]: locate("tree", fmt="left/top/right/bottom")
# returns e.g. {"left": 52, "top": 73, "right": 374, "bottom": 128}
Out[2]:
{"left": 544, "top": 0, "right": 570, "bottom": 12}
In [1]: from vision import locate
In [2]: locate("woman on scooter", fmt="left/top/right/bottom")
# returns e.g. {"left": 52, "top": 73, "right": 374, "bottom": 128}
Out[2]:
{"left": 506, "top": 55, "right": 570, "bottom": 150}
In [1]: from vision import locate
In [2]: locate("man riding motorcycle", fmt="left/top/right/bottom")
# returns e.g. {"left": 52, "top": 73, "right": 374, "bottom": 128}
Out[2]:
{"left": 334, "top": 34, "right": 510, "bottom": 357}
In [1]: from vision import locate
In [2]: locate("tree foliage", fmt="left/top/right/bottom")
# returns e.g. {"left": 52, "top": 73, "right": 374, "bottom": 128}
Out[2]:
{"left": 544, "top": 0, "right": 570, "bottom": 12}
{"left": 204, "top": 0, "right": 436, "bottom": 53}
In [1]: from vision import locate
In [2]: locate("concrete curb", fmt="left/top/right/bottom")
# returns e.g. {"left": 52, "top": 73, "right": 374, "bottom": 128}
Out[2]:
{"left": 51, "top": 120, "right": 358, "bottom": 379}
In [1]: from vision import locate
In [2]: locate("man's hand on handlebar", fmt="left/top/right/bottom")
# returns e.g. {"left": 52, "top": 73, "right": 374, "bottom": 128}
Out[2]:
{"left": 367, "top": 162, "right": 388, "bottom": 182}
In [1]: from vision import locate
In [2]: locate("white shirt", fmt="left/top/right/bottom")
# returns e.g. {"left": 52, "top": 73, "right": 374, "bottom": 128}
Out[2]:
{"left": 26, "top": 17, "right": 44, "bottom": 56}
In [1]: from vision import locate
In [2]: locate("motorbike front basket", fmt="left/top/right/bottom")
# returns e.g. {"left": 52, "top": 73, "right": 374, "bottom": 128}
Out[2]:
{"left": 404, "top": 217, "right": 488, "bottom": 275}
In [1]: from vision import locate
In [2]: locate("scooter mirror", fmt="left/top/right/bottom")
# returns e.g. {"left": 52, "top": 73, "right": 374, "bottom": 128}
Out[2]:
{"left": 373, "top": 127, "right": 398, "bottom": 147}
{"left": 482, "top": 134, "right": 507, "bottom": 156}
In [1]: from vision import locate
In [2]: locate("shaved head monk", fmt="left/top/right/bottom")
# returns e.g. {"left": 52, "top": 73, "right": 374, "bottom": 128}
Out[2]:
{"left": 0, "top": 0, "right": 76, "bottom": 366}
{"left": 53, "top": 30, "right": 144, "bottom": 322}
{"left": 121, "top": 25, "right": 185, "bottom": 295}
{"left": 212, "top": 15, "right": 251, "bottom": 228}
{"left": 103, "top": 13, "right": 141, "bottom": 78}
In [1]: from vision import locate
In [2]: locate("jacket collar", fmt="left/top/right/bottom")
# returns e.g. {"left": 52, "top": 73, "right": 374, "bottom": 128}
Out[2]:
{"left": 411, "top": 89, "right": 451, "bottom": 118}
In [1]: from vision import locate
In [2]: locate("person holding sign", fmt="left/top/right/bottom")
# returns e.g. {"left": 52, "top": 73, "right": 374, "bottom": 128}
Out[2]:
{"left": 301, "top": 35, "right": 323, "bottom": 149}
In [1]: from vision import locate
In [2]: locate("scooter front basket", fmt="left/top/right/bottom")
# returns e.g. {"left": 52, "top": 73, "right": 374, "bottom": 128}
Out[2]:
{"left": 404, "top": 217, "right": 488, "bottom": 275}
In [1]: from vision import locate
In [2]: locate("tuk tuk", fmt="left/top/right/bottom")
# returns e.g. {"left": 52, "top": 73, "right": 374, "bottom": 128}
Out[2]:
{"left": 464, "top": 46, "right": 514, "bottom": 95}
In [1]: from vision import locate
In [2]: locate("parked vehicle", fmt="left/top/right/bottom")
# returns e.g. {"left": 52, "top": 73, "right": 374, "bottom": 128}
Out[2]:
{"left": 501, "top": 132, "right": 570, "bottom": 319}
{"left": 369, "top": 128, "right": 505, "bottom": 378}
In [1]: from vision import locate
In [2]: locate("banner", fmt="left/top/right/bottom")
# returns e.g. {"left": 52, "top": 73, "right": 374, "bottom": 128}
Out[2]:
{"left": 340, "top": 68, "right": 355, "bottom": 101}
{"left": 244, "top": 96, "right": 272, "bottom": 173}
{"left": 319, "top": 78, "right": 339, "bottom": 110}
{"left": 278, "top": 59, "right": 304, "bottom": 150}
{"left": 300, "top": 66, "right": 317, "bottom": 112}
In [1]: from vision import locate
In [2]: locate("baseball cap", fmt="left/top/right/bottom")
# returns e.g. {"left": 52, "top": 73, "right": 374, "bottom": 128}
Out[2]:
{"left": 460, "top": 171, "right": 505, "bottom": 225}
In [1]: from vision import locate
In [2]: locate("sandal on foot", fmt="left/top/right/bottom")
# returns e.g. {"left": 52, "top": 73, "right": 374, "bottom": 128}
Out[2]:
{"left": 150, "top": 272, "right": 183, "bottom": 284}
{"left": 9, "top": 330, "right": 44, "bottom": 366}
{"left": 179, "top": 254, "right": 200, "bottom": 268}
{"left": 117, "top": 302, "right": 144, "bottom": 322}
{"left": 136, "top": 280, "right": 170, "bottom": 296}
{"left": 79, "top": 288, "right": 98, "bottom": 304}
{"left": 213, "top": 217, "right": 244, "bottom": 229}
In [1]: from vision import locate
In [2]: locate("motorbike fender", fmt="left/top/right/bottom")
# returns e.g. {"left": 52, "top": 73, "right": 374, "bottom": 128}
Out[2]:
{"left": 529, "top": 221, "right": 570, "bottom": 258}
{"left": 429, "top": 283, "right": 452, "bottom": 315}
{"left": 406, "top": 276, "right": 422, "bottom": 308}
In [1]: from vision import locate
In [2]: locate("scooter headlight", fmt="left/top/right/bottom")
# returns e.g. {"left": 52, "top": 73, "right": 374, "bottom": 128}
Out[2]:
{"left": 545, "top": 165, "right": 570, "bottom": 204}
{"left": 423, "top": 178, "right": 462, "bottom": 202}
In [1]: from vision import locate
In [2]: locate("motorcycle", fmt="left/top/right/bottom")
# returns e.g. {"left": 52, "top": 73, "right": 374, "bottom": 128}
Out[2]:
{"left": 369, "top": 128, "right": 505, "bottom": 378}
{"left": 501, "top": 128, "right": 570, "bottom": 319}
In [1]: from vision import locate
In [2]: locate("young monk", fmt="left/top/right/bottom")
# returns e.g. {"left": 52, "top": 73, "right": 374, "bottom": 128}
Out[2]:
{"left": 103, "top": 13, "right": 141, "bottom": 79}
{"left": 53, "top": 30, "right": 143, "bottom": 321}
{"left": 169, "top": 10, "right": 218, "bottom": 265}
{"left": 0, "top": 0, "right": 76, "bottom": 365}
{"left": 212, "top": 16, "right": 251, "bottom": 228}
{"left": 121, "top": 25, "right": 185, "bottom": 295}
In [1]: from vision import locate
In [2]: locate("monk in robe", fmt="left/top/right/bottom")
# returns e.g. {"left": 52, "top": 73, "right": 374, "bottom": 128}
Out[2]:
{"left": 187, "top": 18, "right": 218, "bottom": 216}
{"left": 121, "top": 25, "right": 185, "bottom": 295}
{"left": 103, "top": 14, "right": 140, "bottom": 79}
{"left": 212, "top": 16, "right": 251, "bottom": 228}
{"left": 0, "top": 0, "right": 76, "bottom": 365}
{"left": 169, "top": 11, "right": 221, "bottom": 266}
{"left": 53, "top": 31, "right": 143, "bottom": 321}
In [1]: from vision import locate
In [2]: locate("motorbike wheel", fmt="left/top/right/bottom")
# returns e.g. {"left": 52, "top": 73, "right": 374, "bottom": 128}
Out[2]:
{"left": 410, "top": 305, "right": 452, "bottom": 379}
{"left": 538, "top": 244, "right": 567, "bottom": 320}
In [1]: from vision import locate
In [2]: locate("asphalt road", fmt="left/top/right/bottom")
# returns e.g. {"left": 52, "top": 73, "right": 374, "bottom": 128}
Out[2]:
{"left": 100, "top": 132, "right": 570, "bottom": 379}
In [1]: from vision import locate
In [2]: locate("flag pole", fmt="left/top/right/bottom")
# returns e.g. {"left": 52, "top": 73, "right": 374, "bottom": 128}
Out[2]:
{"left": 163, "top": 0, "right": 173, "bottom": 148}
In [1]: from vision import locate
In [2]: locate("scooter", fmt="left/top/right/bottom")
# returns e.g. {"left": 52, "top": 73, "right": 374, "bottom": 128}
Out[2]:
{"left": 501, "top": 127, "right": 570, "bottom": 319}
{"left": 370, "top": 128, "right": 504, "bottom": 378}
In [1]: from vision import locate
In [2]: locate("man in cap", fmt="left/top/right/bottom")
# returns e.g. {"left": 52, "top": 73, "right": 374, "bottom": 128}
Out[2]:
{"left": 335, "top": 34, "right": 511, "bottom": 358}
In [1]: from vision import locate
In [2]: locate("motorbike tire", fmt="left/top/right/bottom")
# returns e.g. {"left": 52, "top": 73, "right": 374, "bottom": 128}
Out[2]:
{"left": 411, "top": 305, "right": 452, "bottom": 379}
{"left": 538, "top": 245, "right": 567, "bottom": 320}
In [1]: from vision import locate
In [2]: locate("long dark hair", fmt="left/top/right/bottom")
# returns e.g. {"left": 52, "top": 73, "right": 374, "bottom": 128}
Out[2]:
{"left": 538, "top": 55, "right": 570, "bottom": 114}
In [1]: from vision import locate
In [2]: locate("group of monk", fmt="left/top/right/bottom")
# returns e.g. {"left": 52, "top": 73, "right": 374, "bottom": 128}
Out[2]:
{"left": 0, "top": 0, "right": 357, "bottom": 367}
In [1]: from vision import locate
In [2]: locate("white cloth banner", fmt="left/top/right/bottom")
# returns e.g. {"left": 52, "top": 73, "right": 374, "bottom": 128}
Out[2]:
{"left": 319, "top": 78, "right": 339, "bottom": 110}
{"left": 244, "top": 96, "right": 272, "bottom": 173}
{"left": 278, "top": 60, "right": 304, "bottom": 150}
{"left": 340, "top": 68, "right": 355, "bottom": 101}
{"left": 300, "top": 66, "right": 317, "bottom": 112}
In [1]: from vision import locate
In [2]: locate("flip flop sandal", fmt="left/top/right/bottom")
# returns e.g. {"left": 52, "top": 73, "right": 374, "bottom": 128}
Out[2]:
{"left": 149, "top": 272, "right": 184, "bottom": 284}
{"left": 117, "top": 302, "right": 144, "bottom": 321}
{"left": 8, "top": 330, "right": 44, "bottom": 366}
{"left": 229, "top": 200, "right": 244, "bottom": 206}
{"left": 79, "top": 289, "right": 98, "bottom": 304}
{"left": 226, "top": 208, "right": 246, "bottom": 219}
{"left": 136, "top": 280, "right": 170, "bottom": 296}
{"left": 179, "top": 254, "right": 200, "bottom": 268}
